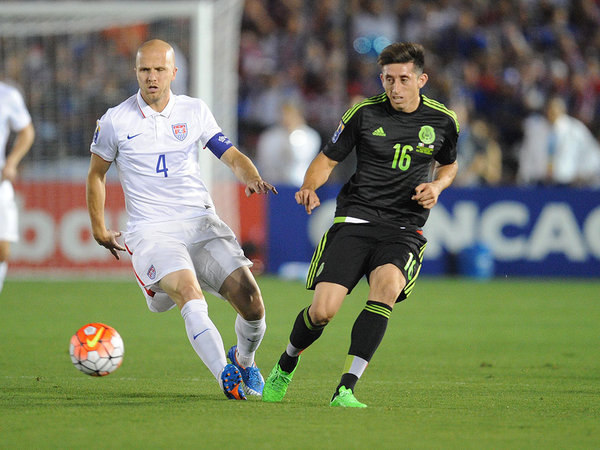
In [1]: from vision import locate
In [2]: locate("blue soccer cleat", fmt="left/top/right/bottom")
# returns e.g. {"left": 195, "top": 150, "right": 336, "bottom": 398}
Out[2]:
{"left": 221, "top": 363, "right": 246, "bottom": 400}
{"left": 227, "top": 345, "right": 265, "bottom": 396}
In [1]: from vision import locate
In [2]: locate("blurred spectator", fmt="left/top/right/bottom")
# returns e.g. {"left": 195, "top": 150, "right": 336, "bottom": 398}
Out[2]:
{"left": 102, "top": 25, "right": 148, "bottom": 57}
{"left": 517, "top": 90, "right": 552, "bottom": 186}
{"left": 455, "top": 103, "right": 502, "bottom": 186}
{"left": 350, "top": 0, "right": 398, "bottom": 57}
{"left": 255, "top": 101, "right": 321, "bottom": 187}
{"left": 244, "top": 0, "right": 599, "bottom": 188}
{"left": 545, "top": 96, "right": 600, "bottom": 187}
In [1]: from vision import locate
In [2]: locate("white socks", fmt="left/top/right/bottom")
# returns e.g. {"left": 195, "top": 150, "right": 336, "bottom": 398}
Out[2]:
{"left": 285, "top": 342, "right": 302, "bottom": 358}
{"left": 234, "top": 314, "right": 266, "bottom": 368}
{"left": 344, "top": 355, "right": 369, "bottom": 379}
{"left": 0, "top": 261, "right": 7, "bottom": 293}
{"left": 180, "top": 299, "right": 227, "bottom": 382}
{"left": 180, "top": 300, "right": 267, "bottom": 386}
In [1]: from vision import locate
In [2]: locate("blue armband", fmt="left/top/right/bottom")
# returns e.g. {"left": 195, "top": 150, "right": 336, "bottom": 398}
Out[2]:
{"left": 206, "top": 132, "right": 233, "bottom": 159}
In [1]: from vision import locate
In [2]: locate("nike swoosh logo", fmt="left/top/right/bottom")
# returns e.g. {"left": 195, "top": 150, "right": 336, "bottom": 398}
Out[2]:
{"left": 193, "top": 328, "right": 210, "bottom": 340}
{"left": 86, "top": 326, "right": 105, "bottom": 348}
{"left": 127, "top": 133, "right": 142, "bottom": 140}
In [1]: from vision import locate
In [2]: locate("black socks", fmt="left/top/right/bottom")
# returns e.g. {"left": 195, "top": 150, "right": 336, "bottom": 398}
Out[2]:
{"left": 334, "top": 300, "right": 393, "bottom": 397}
{"left": 279, "top": 306, "right": 325, "bottom": 373}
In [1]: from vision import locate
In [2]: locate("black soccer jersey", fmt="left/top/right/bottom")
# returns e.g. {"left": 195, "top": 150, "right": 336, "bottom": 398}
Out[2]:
{"left": 323, "top": 93, "right": 459, "bottom": 228}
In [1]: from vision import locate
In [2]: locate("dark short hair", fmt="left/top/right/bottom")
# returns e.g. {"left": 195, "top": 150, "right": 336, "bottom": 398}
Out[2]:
{"left": 377, "top": 42, "right": 425, "bottom": 73}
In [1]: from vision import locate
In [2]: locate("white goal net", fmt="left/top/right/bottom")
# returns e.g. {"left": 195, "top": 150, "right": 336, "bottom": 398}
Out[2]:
{"left": 0, "top": 0, "right": 244, "bottom": 276}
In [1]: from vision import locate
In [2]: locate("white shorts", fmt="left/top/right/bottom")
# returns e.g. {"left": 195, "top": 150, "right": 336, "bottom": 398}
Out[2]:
{"left": 0, "top": 180, "right": 18, "bottom": 242}
{"left": 124, "top": 214, "right": 252, "bottom": 312}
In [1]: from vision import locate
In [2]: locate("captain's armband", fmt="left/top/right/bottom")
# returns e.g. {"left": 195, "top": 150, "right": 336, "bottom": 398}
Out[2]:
{"left": 206, "top": 132, "right": 233, "bottom": 158}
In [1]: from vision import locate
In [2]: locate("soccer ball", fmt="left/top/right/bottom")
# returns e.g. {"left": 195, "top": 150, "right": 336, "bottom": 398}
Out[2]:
{"left": 69, "top": 323, "right": 124, "bottom": 376}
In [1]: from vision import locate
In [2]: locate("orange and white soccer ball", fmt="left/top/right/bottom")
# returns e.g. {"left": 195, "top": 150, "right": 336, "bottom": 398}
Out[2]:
{"left": 69, "top": 323, "right": 124, "bottom": 376}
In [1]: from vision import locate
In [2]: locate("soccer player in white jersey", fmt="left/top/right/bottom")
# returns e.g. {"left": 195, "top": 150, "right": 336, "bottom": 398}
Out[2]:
{"left": 86, "top": 39, "right": 277, "bottom": 400}
{"left": 0, "top": 81, "right": 35, "bottom": 294}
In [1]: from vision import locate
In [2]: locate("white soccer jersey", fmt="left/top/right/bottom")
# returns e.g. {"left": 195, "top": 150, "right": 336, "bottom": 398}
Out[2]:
{"left": 0, "top": 81, "right": 32, "bottom": 170}
{"left": 91, "top": 91, "right": 224, "bottom": 233}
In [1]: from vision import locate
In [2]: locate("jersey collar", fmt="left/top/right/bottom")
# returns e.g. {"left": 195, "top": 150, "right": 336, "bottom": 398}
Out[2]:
{"left": 136, "top": 90, "right": 177, "bottom": 118}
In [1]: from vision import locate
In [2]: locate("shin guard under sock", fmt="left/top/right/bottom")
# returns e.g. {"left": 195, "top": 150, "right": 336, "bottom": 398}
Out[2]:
{"left": 279, "top": 306, "right": 325, "bottom": 373}
{"left": 335, "top": 300, "right": 392, "bottom": 395}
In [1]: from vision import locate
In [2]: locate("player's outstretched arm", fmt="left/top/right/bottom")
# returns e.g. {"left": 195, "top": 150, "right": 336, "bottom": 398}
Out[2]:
{"left": 220, "top": 146, "right": 278, "bottom": 197}
{"left": 86, "top": 154, "right": 125, "bottom": 260}
{"left": 295, "top": 152, "right": 338, "bottom": 215}
{"left": 412, "top": 161, "right": 458, "bottom": 209}
{"left": 1, "top": 123, "right": 35, "bottom": 183}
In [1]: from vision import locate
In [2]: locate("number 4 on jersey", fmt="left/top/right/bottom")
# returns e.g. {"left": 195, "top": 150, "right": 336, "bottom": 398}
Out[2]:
{"left": 156, "top": 154, "right": 169, "bottom": 177}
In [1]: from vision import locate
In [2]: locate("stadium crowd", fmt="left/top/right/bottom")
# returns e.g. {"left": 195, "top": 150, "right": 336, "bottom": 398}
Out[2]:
{"left": 1, "top": 0, "right": 600, "bottom": 186}
{"left": 238, "top": 0, "right": 600, "bottom": 186}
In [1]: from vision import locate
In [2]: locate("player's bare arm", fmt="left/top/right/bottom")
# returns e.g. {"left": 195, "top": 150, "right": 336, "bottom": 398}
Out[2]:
{"left": 221, "top": 146, "right": 278, "bottom": 196}
{"left": 412, "top": 160, "right": 458, "bottom": 209}
{"left": 295, "top": 151, "right": 338, "bottom": 215}
{"left": 1, "top": 123, "right": 35, "bottom": 183}
{"left": 86, "top": 153, "right": 126, "bottom": 259}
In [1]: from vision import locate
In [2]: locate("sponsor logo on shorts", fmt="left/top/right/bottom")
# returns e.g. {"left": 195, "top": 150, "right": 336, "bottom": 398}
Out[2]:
{"left": 316, "top": 262, "right": 325, "bottom": 277}
{"left": 147, "top": 264, "right": 156, "bottom": 280}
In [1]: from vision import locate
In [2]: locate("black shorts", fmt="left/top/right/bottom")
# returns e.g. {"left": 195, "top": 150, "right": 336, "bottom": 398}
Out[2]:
{"left": 306, "top": 222, "right": 427, "bottom": 302}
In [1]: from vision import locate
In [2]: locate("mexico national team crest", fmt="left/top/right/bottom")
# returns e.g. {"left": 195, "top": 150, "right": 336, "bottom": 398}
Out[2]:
{"left": 147, "top": 265, "right": 156, "bottom": 280}
{"left": 419, "top": 125, "right": 436, "bottom": 145}
{"left": 172, "top": 123, "right": 188, "bottom": 141}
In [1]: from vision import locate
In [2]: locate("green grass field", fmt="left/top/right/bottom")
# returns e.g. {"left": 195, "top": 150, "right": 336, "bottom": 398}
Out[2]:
{"left": 1, "top": 276, "right": 599, "bottom": 449}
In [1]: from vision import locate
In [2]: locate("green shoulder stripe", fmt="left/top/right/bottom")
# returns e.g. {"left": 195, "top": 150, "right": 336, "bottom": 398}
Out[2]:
{"left": 341, "top": 93, "right": 387, "bottom": 123}
{"left": 422, "top": 95, "right": 460, "bottom": 133}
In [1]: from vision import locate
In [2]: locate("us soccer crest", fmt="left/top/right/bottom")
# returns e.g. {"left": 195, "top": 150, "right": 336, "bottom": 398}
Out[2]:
{"left": 172, "top": 123, "right": 188, "bottom": 141}
{"left": 147, "top": 265, "right": 156, "bottom": 280}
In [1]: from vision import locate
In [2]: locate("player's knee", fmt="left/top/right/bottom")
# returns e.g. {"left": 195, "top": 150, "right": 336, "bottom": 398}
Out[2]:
{"left": 222, "top": 272, "right": 265, "bottom": 319}
{"left": 369, "top": 280, "right": 405, "bottom": 305}
{"left": 308, "top": 305, "right": 334, "bottom": 326}
{"left": 174, "top": 284, "right": 203, "bottom": 304}
{"left": 159, "top": 269, "right": 204, "bottom": 305}
{"left": 236, "top": 292, "right": 264, "bottom": 321}
{"left": 369, "top": 267, "right": 406, "bottom": 303}
{"left": 240, "top": 285, "right": 265, "bottom": 320}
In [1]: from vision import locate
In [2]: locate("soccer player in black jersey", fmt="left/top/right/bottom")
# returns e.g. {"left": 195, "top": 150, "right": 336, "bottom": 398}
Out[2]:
{"left": 263, "top": 42, "right": 459, "bottom": 407}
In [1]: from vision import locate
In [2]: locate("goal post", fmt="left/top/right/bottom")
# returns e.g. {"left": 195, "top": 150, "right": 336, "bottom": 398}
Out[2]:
{"left": 0, "top": 1, "right": 243, "bottom": 136}
{"left": 0, "top": 1, "right": 244, "bottom": 275}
